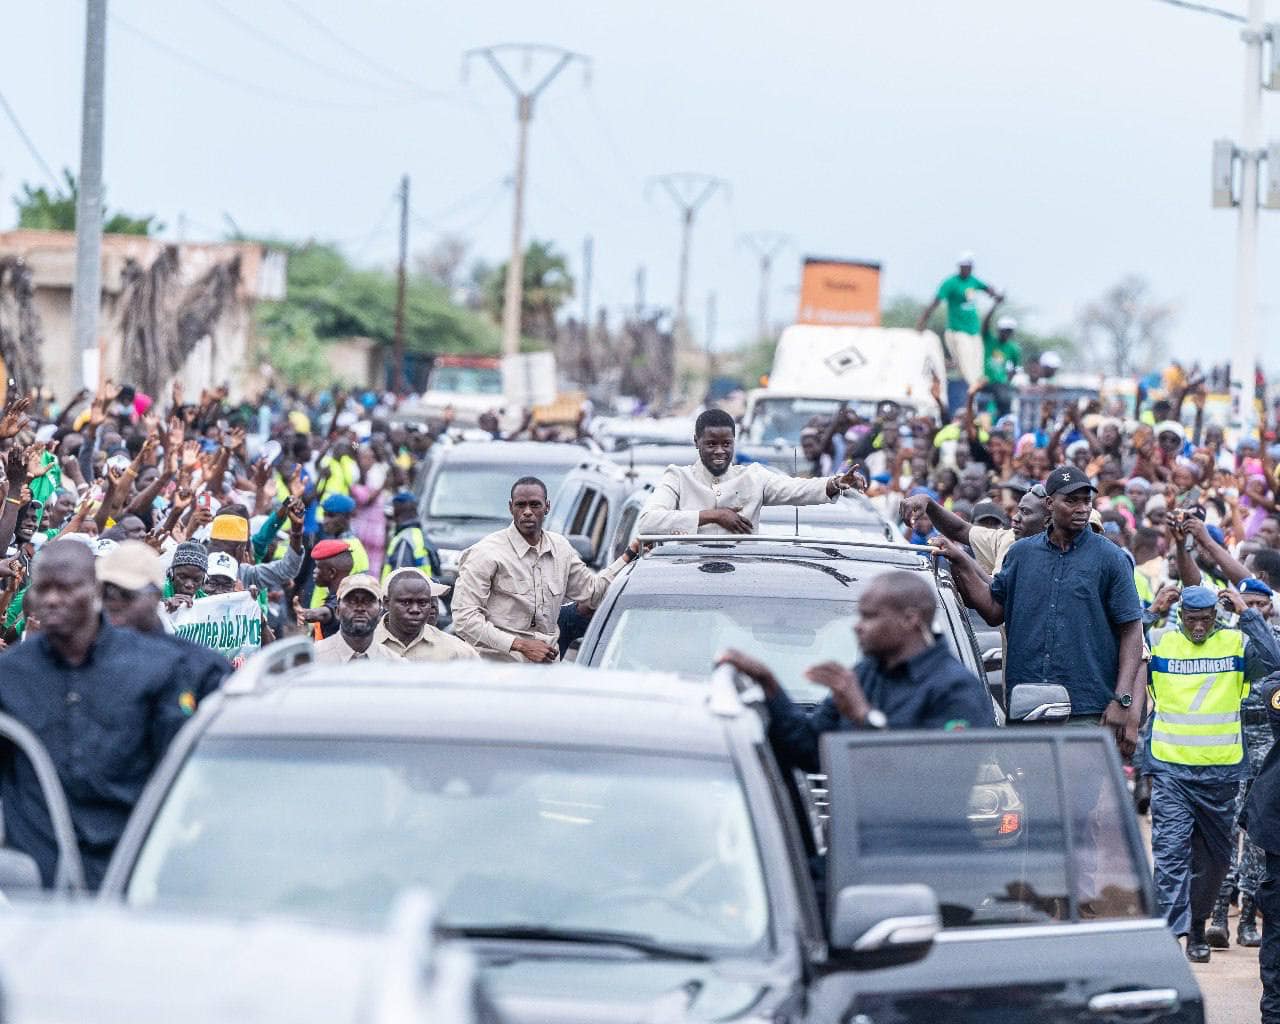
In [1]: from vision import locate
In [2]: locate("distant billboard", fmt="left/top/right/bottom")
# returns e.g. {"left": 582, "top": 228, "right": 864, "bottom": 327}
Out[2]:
{"left": 796, "top": 257, "right": 881, "bottom": 327}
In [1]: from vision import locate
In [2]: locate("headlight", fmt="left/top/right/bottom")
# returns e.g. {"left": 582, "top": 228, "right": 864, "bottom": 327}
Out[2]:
{"left": 438, "top": 548, "right": 462, "bottom": 572}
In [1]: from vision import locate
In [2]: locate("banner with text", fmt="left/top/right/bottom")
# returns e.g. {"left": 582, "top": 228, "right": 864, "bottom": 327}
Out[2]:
{"left": 171, "top": 591, "right": 262, "bottom": 668}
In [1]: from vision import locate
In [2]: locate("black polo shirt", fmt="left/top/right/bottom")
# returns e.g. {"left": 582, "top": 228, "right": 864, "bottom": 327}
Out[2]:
{"left": 0, "top": 620, "right": 195, "bottom": 888}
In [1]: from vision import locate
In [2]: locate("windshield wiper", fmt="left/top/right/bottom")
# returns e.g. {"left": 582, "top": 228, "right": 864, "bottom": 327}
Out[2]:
{"left": 430, "top": 513, "right": 502, "bottom": 522}
{"left": 449, "top": 924, "right": 711, "bottom": 961}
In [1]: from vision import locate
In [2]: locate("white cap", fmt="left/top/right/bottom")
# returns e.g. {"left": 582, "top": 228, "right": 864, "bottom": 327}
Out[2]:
{"left": 996, "top": 316, "right": 1017, "bottom": 331}
{"left": 94, "top": 538, "right": 119, "bottom": 557}
{"left": 1039, "top": 351, "right": 1062, "bottom": 369}
{"left": 34, "top": 423, "right": 58, "bottom": 443}
{"left": 957, "top": 250, "right": 976, "bottom": 266}
{"left": 207, "top": 551, "right": 240, "bottom": 581}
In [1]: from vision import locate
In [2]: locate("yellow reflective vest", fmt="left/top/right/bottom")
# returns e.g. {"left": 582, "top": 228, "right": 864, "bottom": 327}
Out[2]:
{"left": 382, "top": 525, "right": 431, "bottom": 583}
{"left": 1149, "top": 628, "right": 1248, "bottom": 766}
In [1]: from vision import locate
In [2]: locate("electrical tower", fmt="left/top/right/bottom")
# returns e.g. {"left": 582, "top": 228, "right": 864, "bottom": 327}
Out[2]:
{"left": 740, "top": 231, "right": 789, "bottom": 343}
{"left": 464, "top": 44, "right": 590, "bottom": 358}
{"left": 648, "top": 174, "right": 728, "bottom": 355}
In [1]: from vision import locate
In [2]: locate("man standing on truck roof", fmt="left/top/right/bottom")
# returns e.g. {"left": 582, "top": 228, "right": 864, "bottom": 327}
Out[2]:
{"left": 636, "top": 409, "right": 866, "bottom": 536}
{"left": 916, "top": 252, "right": 1003, "bottom": 389}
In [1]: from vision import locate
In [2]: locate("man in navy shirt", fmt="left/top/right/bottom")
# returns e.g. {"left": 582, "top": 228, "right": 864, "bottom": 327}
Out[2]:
{"left": 960, "top": 464, "right": 1145, "bottom": 754}
{"left": 719, "top": 571, "right": 994, "bottom": 775}
{"left": 0, "top": 540, "right": 194, "bottom": 888}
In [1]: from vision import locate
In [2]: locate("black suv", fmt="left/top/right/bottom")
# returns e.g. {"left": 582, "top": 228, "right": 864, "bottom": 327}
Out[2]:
{"left": 98, "top": 647, "right": 1201, "bottom": 1024}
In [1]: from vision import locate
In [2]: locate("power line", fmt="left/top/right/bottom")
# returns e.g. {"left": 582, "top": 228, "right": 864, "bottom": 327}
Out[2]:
{"left": 1150, "top": 0, "right": 1246, "bottom": 23}
{"left": 275, "top": 0, "right": 432, "bottom": 94}
{"left": 0, "top": 85, "right": 60, "bottom": 188}
{"left": 109, "top": 13, "right": 420, "bottom": 111}
{"left": 200, "top": 0, "right": 425, "bottom": 96}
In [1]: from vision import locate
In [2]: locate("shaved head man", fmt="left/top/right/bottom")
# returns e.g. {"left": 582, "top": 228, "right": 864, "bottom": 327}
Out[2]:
{"left": 0, "top": 540, "right": 200, "bottom": 888}
{"left": 720, "top": 570, "right": 994, "bottom": 774}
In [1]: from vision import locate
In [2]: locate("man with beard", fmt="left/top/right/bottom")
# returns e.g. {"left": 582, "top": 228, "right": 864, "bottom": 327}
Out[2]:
{"left": 312, "top": 574, "right": 402, "bottom": 663}
{"left": 636, "top": 409, "right": 865, "bottom": 535}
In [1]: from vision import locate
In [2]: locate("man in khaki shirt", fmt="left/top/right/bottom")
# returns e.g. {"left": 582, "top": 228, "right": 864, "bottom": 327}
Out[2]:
{"left": 902, "top": 484, "right": 1048, "bottom": 575}
{"left": 452, "top": 476, "right": 642, "bottom": 662}
{"left": 637, "top": 409, "right": 866, "bottom": 536}
{"left": 375, "top": 568, "right": 478, "bottom": 663}
{"left": 312, "top": 574, "right": 404, "bottom": 664}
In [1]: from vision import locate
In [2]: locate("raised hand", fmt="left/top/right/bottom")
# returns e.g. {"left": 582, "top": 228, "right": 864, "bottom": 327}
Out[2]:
{"left": 0, "top": 395, "right": 32, "bottom": 439}
{"left": 181, "top": 440, "right": 201, "bottom": 469}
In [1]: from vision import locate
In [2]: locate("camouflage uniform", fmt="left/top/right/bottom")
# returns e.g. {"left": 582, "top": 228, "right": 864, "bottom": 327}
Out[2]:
{"left": 1225, "top": 678, "right": 1278, "bottom": 900}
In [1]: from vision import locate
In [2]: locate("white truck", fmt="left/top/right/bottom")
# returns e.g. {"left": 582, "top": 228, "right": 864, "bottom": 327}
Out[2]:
{"left": 742, "top": 325, "right": 947, "bottom": 448}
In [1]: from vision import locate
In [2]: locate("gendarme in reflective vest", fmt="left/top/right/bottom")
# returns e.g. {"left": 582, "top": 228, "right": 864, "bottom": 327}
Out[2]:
{"left": 1149, "top": 628, "right": 1247, "bottom": 766}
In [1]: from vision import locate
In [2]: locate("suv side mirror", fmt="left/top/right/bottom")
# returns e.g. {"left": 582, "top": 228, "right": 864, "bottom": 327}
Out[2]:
{"left": 828, "top": 884, "right": 940, "bottom": 966}
{"left": 568, "top": 535, "right": 596, "bottom": 563}
{"left": 0, "top": 848, "right": 42, "bottom": 894}
{"left": 1008, "top": 683, "right": 1073, "bottom": 723}
{"left": 982, "top": 646, "right": 1003, "bottom": 673}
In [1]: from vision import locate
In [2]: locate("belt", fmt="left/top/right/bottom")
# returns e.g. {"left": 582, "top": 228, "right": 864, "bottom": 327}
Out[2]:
{"left": 1243, "top": 707, "right": 1271, "bottom": 727}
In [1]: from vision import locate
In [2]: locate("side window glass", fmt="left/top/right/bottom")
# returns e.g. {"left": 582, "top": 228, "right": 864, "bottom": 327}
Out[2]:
{"left": 612, "top": 506, "right": 640, "bottom": 561}
{"left": 568, "top": 489, "right": 597, "bottom": 536}
{"left": 588, "top": 498, "right": 610, "bottom": 554}
{"left": 1060, "top": 740, "right": 1145, "bottom": 920}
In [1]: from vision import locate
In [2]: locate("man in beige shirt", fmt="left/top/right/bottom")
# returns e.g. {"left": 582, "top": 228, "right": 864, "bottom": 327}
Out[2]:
{"left": 637, "top": 409, "right": 865, "bottom": 536}
{"left": 375, "top": 568, "right": 479, "bottom": 663}
{"left": 902, "top": 484, "right": 1048, "bottom": 575}
{"left": 452, "top": 476, "right": 642, "bottom": 662}
{"left": 312, "top": 574, "right": 404, "bottom": 664}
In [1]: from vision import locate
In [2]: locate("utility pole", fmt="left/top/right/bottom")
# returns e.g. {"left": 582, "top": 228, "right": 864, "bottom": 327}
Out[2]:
{"left": 705, "top": 290, "right": 717, "bottom": 379}
{"left": 648, "top": 174, "right": 728, "bottom": 354}
{"left": 465, "top": 44, "right": 590, "bottom": 357}
{"left": 581, "top": 235, "right": 593, "bottom": 333}
{"left": 392, "top": 174, "right": 410, "bottom": 394}
{"left": 634, "top": 265, "right": 646, "bottom": 317}
{"left": 71, "top": 0, "right": 107, "bottom": 392}
{"left": 1228, "top": 0, "right": 1266, "bottom": 438}
{"left": 740, "top": 231, "right": 789, "bottom": 343}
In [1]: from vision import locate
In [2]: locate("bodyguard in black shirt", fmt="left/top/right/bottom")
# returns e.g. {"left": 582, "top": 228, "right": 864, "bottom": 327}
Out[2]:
{"left": 719, "top": 571, "right": 995, "bottom": 775}
{"left": 0, "top": 540, "right": 194, "bottom": 888}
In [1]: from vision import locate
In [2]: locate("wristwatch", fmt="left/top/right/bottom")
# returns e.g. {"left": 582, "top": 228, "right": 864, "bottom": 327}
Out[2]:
{"left": 864, "top": 708, "right": 888, "bottom": 730}
{"left": 1111, "top": 693, "right": 1133, "bottom": 709}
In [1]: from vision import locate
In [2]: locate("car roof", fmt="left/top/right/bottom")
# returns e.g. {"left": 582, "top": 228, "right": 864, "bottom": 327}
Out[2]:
{"left": 431, "top": 440, "right": 600, "bottom": 467}
{"left": 620, "top": 538, "right": 932, "bottom": 600}
{"left": 206, "top": 662, "right": 749, "bottom": 757}
{"left": 0, "top": 902, "right": 387, "bottom": 1024}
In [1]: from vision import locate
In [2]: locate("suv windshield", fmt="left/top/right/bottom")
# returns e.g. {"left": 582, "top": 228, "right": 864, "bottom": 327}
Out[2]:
{"left": 427, "top": 465, "right": 572, "bottom": 520}
{"left": 427, "top": 366, "right": 502, "bottom": 395}
{"left": 125, "top": 740, "right": 770, "bottom": 950}
{"left": 597, "top": 596, "right": 861, "bottom": 702}
{"left": 746, "top": 398, "right": 877, "bottom": 445}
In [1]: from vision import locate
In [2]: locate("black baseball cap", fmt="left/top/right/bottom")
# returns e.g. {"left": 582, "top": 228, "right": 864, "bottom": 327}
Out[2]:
{"left": 1044, "top": 464, "right": 1097, "bottom": 496}
{"left": 971, "top": 500, "right": 1009, "bottom": 528}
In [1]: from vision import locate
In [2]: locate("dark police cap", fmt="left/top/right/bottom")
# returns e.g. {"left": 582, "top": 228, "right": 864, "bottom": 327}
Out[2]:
{"left": 1044, "top": 464, "right": 1097, "bottom": 496}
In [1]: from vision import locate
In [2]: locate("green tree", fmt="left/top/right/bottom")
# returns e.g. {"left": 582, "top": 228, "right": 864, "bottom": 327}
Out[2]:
{"left": 255, "top": 241, "right": 501, "bottom": 387}
{"left": 13, "top": 170, "right": 160, "bottom": 235}
{"left": 484, "top": 239, "right": 575, "bottom": 341}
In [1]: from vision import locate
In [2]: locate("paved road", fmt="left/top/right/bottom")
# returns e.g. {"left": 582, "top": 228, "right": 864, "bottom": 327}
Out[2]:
{"left": 1139, "top": 816, "right": 1261, "bottom": 1023}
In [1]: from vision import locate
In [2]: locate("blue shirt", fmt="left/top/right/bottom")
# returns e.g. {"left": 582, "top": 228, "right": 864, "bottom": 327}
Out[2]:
{"left": 992, "top": 526, "right": 1143, "bottom": 715}
{"left": 764, "top": 641, "right": 995, "bottom": 775}
{"left": 0, "top": 620, "right": 195, "bottom": 888}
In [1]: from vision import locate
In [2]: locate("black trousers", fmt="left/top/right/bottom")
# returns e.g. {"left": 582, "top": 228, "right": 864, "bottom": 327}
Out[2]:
{"left": 1262, "top": 851, "right": 1280, "bottom": 1023}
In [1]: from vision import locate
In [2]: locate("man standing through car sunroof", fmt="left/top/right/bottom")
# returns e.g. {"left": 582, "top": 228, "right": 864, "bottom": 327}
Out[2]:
{"left": 637, "top": 409, "right": 866, "bottom": 536}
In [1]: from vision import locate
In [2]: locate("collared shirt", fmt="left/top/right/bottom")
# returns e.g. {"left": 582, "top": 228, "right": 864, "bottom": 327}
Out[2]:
{"left": 312, "top": 631, "right": 404, "bottom": 664}
{"left": 0, "top": 620, "right": 195, "bottom": 888}
{"left": 967, "top": 524, "right": 1016, "bottom": 575}
{"left": 763, "top": 642, "right": 995, "bottom": 775}
{"left": 373, "top": 620, "right": 478, "bottom": 663}
{"left": 637, "top": 461, "right": 835, "bottom": 536}
{"left": 992, "top": 526, "right": 1143, "bottom": 715}
{"left": 452, "top": 525, "right": 627, "bottom": 660}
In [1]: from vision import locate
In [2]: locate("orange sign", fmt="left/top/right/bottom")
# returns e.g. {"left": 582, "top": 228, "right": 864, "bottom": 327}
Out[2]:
{"left": 796, "top": 257, "right": 881, "bottom": 327}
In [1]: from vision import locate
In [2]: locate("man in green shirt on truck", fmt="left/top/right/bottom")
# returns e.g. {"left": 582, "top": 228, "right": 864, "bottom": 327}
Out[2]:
{"left": 917, "top": 251, "right": 1003, "bottom": 392}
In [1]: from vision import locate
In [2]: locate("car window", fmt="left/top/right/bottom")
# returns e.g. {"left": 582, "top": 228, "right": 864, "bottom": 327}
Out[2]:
{"left": 567, "top": 487, "right": 597, "bottom": 536}
{"left": 611, "top": 504, "right": 641, "bottom": 561}
{"left": 427, "top": 465, "right": 571, "bottom": 519}
{"left": 124, "top": 740, "right": 771, "bottom": 951}
{"left": 823, "top": 734, "right": 1145, "bottom": 929}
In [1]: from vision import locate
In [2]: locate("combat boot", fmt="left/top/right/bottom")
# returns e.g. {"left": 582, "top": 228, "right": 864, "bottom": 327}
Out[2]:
{"left": 1186, "top": 920, "right": 1211, "bottom": 963}
{"left": 1238, "top": 896, "right": 1262, "bottom": 947}
{"left": 1205, "top": 894, "right": 1231, "bottom": 949}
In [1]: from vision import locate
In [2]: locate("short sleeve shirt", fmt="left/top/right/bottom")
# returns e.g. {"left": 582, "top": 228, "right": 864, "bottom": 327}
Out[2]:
{"left": 991, "top": 527, "right": 1144, "bottom": 714}
{"left": 968, "top": 524, "right": 1016, "bottom": 576}
{"left": 936, "top": 274, "right": 987, "bottom": 335}
{"left": 981, "top": 331, "right": 1021, "bottom": 385}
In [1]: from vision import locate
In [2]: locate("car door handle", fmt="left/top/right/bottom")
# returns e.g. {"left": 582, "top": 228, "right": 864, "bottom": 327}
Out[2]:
{"left": 1088, "top": 988, "right": 1180, "bottom": 1017}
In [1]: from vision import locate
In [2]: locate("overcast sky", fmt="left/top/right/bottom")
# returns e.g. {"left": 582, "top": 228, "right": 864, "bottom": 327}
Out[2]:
{"left": 1, "top": 0, "right": 1275, "bottom": 365}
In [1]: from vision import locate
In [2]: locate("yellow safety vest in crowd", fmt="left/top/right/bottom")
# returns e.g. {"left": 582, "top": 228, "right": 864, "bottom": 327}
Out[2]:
{"left": 381, "top": 525, "right": 431, "bottom": 583}
{"left": 1133, "top": 569, "right": 1154, "bottom": 607}
{"left": 1149, "top": 628, "right": 1248, "bottom": 767}
{"left": 316, "top": 454, "right": 357, "bottom": 502}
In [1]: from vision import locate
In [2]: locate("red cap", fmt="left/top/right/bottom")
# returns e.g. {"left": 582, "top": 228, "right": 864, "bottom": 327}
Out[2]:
{"left": 311, "top": 539, "right": 351, "bottom": 561}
